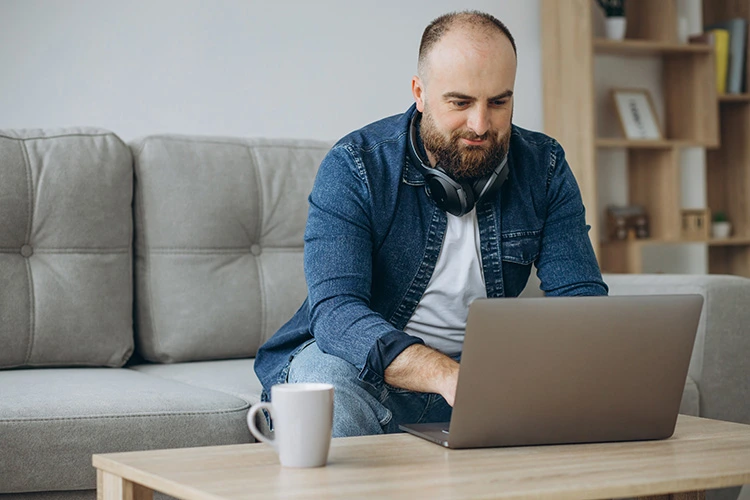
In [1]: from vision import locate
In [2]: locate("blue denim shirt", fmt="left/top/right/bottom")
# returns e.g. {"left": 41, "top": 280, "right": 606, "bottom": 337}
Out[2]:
{"left": 254, "top": 104, "right": 608, "bottom": 396}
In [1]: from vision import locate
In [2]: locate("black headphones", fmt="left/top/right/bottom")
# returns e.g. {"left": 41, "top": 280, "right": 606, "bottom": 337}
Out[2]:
{"left": 407, "top": 111, "right": 509, "bottom": 217}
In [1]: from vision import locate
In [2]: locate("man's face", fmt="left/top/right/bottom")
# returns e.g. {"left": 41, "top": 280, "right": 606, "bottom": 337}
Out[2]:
{"left": 413, "top": 29, "right": 516, "bottom": 180}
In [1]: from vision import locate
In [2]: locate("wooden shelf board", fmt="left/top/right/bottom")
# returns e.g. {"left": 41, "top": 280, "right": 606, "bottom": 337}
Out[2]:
{"left": 603, "top": 239, "right": 683, "bottom": 248}
{"left": 603, "top": 238, "right": 750, "bottom": 247}
{"left": 593, "top": 38, "right": 712, "bottom": 56}
{"left": 596, "top": 138, "right": 693, "bottom": 149}
{"left": 719, "top": 94, "right": 750, "bottom": 103}
{"left": 707, "top": 237, "right": 750, "bottom": 246}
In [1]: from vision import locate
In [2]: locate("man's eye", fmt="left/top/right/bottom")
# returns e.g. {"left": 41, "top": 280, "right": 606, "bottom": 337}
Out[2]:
{"left": 452, "top": 101, "right": 470, "bottom": 108}
{"left": 491, "top": 99, "right": 508, "bottom": 107}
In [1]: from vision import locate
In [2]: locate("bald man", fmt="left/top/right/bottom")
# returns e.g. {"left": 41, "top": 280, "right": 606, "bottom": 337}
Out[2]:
{"left": 255, "top": 11, "right": 608, "bottom": 437}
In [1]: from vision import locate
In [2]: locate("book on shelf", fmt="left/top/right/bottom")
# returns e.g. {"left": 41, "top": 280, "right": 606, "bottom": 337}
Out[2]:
{"left": 690, "top": 30, "right": 729, "bottom": 94}
{"left": 704, "top": 18, "right": 747, "bottom": 94}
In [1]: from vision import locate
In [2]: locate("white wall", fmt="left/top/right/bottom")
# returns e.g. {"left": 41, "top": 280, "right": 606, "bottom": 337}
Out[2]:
{"left": 0, "top": 0, "right": 542, "bottom": 142}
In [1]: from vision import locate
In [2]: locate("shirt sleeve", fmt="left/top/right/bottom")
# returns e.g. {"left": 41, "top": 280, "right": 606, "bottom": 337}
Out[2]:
{"left": 304, "top": 144, "right": 420, "bottom": 389}
{"left": 359, "top": 331, "right": 425, "bottom": 387}
{"left": 536, "top": 140, "right": 609, "bottom": 296}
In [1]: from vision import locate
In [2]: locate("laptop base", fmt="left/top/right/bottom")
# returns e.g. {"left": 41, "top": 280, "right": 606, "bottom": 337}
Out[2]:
{"left": 399, "top": 422, "right": 451, "bottom": 448}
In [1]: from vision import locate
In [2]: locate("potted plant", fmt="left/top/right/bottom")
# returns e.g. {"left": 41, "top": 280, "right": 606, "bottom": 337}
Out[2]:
{"left": 597, "top": 0, "right": 627, "bottom": 40}
{"left": 712, "top": 211, "right": 732, "bottom": 239}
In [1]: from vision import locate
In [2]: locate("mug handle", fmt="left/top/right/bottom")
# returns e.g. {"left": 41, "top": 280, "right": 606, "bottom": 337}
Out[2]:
{"left": 247, "top": 402, "right": 277, "bottom": 451}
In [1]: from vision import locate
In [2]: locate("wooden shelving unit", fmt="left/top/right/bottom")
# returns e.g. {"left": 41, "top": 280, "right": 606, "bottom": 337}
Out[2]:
{"left": 541, "top": 0, "right": 750, "bottom": 277}
{"left": 701, "top": 0, "right": 750, "bottom": 278}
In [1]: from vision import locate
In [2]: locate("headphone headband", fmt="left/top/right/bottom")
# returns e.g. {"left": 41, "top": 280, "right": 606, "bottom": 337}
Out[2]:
{"left": 407, "top": 112, "right": 509, "bottom": 217}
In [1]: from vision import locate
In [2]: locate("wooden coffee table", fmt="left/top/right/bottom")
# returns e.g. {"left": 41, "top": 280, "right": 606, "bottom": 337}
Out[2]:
{"left": 93, "top": 415, "right": 750, "bottom": 500}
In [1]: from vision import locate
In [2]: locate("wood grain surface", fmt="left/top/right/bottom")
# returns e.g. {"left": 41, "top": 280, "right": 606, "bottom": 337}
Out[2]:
{"left": 93, "top": 415, "right": 750, "bottom": 500}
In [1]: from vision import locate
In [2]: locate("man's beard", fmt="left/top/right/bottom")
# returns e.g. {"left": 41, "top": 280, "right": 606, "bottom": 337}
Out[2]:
{"left": 420, "top": 109, "right": 510, "bottom": 181}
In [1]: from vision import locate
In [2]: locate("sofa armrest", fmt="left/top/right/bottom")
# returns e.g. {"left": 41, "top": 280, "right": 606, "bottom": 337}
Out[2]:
{"left": 603, "top": 273, "right": 750, "bottom": 425}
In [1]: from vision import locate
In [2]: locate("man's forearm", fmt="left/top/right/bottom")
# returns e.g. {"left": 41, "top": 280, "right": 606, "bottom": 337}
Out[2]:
{"left": 383, "top": 343, "right": 460, "bottom": 406}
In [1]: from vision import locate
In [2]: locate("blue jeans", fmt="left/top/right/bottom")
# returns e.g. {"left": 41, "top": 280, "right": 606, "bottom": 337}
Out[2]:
{"left": 286, "top": 340, "right": 453, "bottom": 437}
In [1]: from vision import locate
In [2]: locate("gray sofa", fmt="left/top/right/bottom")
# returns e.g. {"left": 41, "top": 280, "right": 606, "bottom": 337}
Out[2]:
{"left": 1, "top": 128, "right": 748, "bottom": 500}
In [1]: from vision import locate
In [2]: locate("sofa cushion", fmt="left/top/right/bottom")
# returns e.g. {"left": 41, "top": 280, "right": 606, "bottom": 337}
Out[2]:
{"left": 130, "top": 136, "right": 329, "bottom": 363}
{"left": 0, "top": 128, "right": 133, "bottom": 369}
{"left": 130, "top": 358, "right": 263, "bottom": 405}
{"left": 680, "top": 376, "right": 699, "bottom": 416}
{"left": 0, "top": 368, "right": 251, "bottom": 493}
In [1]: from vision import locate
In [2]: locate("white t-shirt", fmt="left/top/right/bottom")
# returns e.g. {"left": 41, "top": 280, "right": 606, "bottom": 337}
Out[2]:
{"left": 403, "top": 209, "right": 487, "bottom": 355}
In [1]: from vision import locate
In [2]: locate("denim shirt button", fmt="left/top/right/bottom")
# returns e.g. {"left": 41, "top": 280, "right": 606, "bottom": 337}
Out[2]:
{"left": 250, "top": 244, "right": 262, "bottom": 256}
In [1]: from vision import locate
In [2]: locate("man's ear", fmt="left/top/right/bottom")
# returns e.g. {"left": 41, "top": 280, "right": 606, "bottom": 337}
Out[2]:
{"left": 412, "top": 76, "right": 426, "bottom": 112}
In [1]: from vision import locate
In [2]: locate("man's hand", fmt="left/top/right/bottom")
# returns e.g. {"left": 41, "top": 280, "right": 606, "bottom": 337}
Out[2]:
{"left": 383, "top": 344, "right": 459, "bottom": 406}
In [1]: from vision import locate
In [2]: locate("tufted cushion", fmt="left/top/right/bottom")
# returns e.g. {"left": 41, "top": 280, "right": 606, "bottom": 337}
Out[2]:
{"left": 130, "top": 135, "right": 329, "bottom": 363}
{"left": 0, "top": 128, "right": 133, "bottom": 368}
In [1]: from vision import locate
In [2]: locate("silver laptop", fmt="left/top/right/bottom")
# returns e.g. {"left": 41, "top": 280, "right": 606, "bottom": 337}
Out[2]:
{"left": 399, "top": 294, "right": 703, "bottom": 449}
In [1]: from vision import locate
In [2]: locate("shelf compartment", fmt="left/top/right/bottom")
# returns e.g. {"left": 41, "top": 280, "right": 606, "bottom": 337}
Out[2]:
{"left": 707, "top": 104, "right": 750, "bottom": 249}
{"left": 595, "top": 43, "right": 718, "bottom": 147}
{"left": 602, "top": 238, "right": 750, "bottom": 275}
{"left": 600, "top": 237, "right": 702, "bottom": 274}
{"left": 597, "top": 148, "right": 680, "bottom": 274}
{"left": 709, "top": 246, "right": 750, "bottom": 277}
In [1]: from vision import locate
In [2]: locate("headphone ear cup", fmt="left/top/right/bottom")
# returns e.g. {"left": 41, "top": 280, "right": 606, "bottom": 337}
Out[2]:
{"left": 424, "top": 171, "right": 471, "bottom": 217}
{"left": 460, "top": 180, "right": 476, "bottom": 212}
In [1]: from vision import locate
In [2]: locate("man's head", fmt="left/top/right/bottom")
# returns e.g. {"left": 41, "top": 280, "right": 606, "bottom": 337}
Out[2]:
{"left": 412, "top": 11, "right": 517, "bottom": 181}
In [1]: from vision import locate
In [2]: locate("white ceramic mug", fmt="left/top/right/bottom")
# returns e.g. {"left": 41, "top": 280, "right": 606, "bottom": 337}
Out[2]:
{"left": 247, "top": 383, "right": 334, "bottom": 468}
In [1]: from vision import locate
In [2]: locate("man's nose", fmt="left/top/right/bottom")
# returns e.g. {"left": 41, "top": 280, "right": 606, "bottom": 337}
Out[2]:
{"left": 466, "top": 106, "right": 490, "bottom": 137}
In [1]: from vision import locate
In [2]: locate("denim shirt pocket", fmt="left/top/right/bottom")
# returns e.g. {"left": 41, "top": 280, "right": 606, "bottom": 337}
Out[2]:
{"left": 500, "top": 231, "right": 541, "bottom": 296}
{"left": 501, "top": 230, "right": 542, "bottom": 265}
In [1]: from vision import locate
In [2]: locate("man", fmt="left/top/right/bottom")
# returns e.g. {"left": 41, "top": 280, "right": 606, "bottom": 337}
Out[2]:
{"left": 254, "top": 11, "right": 608, "bottom": 437}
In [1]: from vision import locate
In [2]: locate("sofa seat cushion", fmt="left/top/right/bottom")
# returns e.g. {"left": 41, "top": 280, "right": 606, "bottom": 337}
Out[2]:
{"left": 130, "top": 358, "right": 263, "bottom": 405}
{"left": 0, "top": 128, "right": 134, "bottom": 369}
{"left": 0, "top": 368, "right": 251, "bottom": 494}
